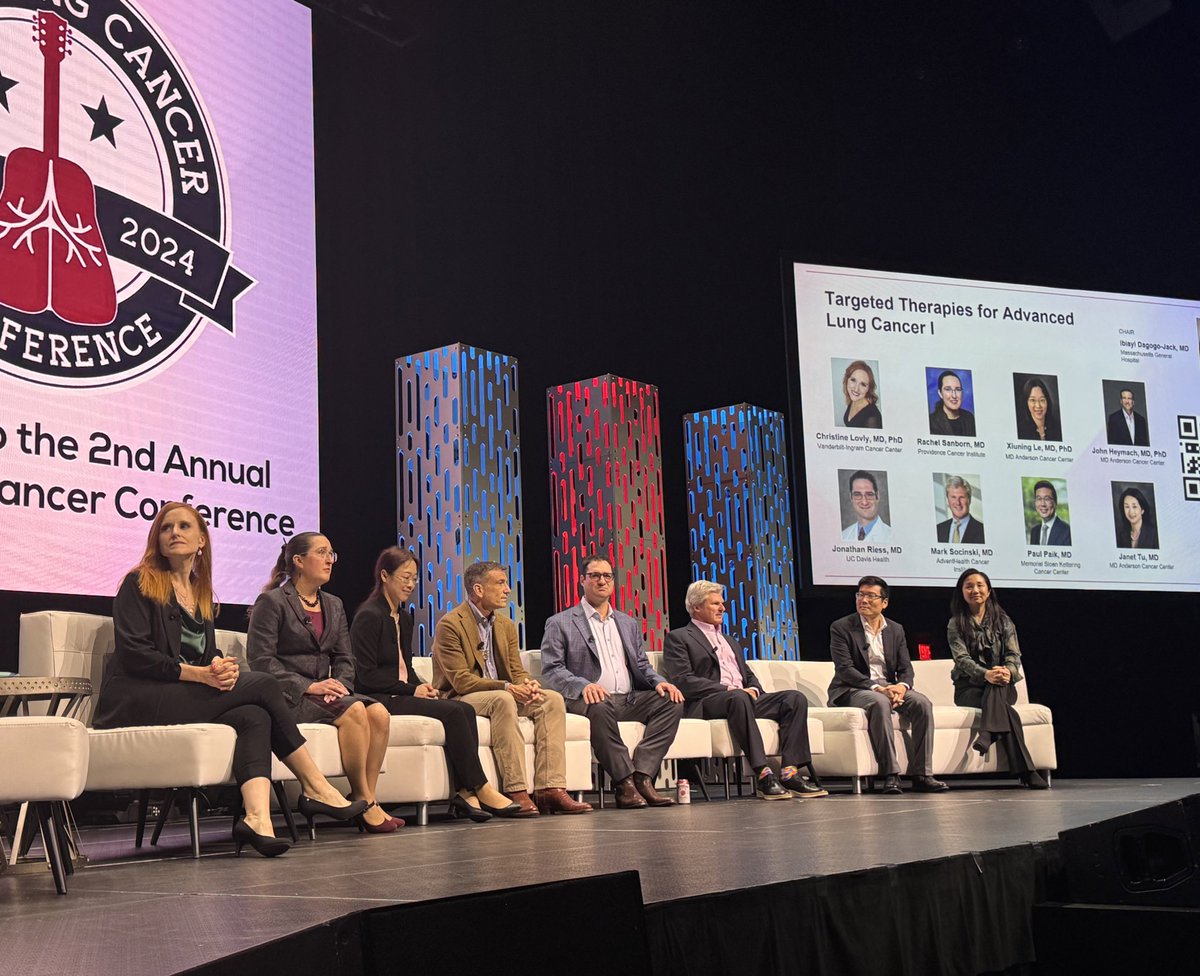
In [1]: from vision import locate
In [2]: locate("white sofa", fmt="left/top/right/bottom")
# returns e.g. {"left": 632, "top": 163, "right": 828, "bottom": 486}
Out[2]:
{"left": 17, "top": 613, "right": 598, "bottom": 833}
{"left": 748, "top": 657, "right": 1057, "bottom": 791}
{"left": 0, "top": 716, "right": 90, "bottom": 893}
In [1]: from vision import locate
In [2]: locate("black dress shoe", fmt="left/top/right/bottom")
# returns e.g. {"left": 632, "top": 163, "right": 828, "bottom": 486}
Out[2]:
{"left": 882, "top": 774, "right": 904, "bottom": 794}
{"left": 232, "top": 818, "right": 290, "bottom": 857}
{"left": 298, "top": 795, "right": 370, "bottom": 821}
{"left": 912, "top": 775, "right": 949, "bottom": 793}
{"left": 449, "top": 794, "right": 493, "bottom": 822}
{"left": 1021, "top": 770, "right": 1049, "bottom": 790}
{"left": 755, "top": 771, "right": 793, "bottom": 800}
{"left": 478, "top": 799, "right": 525, "bottom": 818}
{"left": 780, "top": 775, "right": 828, "bottom": 798}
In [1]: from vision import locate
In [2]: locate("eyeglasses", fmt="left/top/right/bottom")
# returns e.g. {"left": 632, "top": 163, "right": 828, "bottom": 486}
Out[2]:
{"left": 312, "top": 548, "right": 338, "bottom": 562}
{"left": 940, "top": 386, "right": 963, "bottom": 395}
{"left": 855, "top": 592, "right": 884, "bottom": 602}
{"left": 585, "top": 572, "right": 614, "bottom": 581}
{"left": 850, "top": 491, "right": 877, "bottom": 501}
{"left": 394, "top": 574, "right": 418, "bottom": 584}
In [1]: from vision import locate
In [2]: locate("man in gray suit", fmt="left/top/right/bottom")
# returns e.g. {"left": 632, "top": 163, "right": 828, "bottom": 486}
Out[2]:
{"left": 828, "top": 576, "right": 948, "bottom": 794}
{"left": 540, "top": 556, "right": 684, "bottom": 808}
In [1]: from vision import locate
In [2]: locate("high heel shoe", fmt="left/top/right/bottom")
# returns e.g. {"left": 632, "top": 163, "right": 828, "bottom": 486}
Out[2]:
{"left": 477, "top": 796, "right": 524, "bottom": 818}
{"left": 232, "top": 818, "right": 290, "bottom": 858}
{"left": 449, "top": 793, "right": 493, "bottom": 823}
{"left": 297, "top": 794, "right": 369, "bottom": 839}
{"left": 297, "top": 794, "right": 369, "bottom": 821}
{"left": 358, "top": 801, "right": 402, "bottom": 834}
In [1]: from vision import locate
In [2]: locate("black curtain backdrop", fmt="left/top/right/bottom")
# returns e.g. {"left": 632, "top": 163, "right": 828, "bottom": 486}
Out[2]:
{"left": 4, "top": 1, "right": 1198, "bottom": 777}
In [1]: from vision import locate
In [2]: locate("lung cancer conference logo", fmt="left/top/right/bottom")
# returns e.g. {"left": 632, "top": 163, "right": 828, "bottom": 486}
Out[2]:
{"left": 0, "top": 0, "right": 252, "bottom": 389}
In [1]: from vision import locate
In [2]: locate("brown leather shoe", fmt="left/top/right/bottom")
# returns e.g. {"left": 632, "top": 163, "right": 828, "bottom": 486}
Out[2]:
{"left": 503, "top": 790, "right": 541, "bottom": 817}
{"left": 633, "top": 772, "right": 674, "bottom": 807}
{"left": 533, "top": 787, "right": 593, "bottom": 815}
{"left": 613, "top": 776, "right": 648, "bottom": 809}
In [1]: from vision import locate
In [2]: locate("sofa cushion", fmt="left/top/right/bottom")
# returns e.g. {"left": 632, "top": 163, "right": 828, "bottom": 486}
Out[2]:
{"left": 0, "top": 716, "right": 90, "bottom": 803}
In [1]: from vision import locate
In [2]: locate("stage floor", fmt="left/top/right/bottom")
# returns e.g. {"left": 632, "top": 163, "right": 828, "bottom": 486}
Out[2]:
{"left": 5, "top": 778, "right": 1199, "bottom": 976}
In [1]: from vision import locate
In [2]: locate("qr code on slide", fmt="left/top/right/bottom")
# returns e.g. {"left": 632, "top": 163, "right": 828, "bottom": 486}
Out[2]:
{"left": 1180, "top": 415, "right": 1200, "bottom": 500}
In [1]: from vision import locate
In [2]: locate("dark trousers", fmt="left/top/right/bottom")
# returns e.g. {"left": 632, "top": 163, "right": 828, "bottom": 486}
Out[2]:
{"left": 696, "top": 689, "right": 812, "bottom": 769}
{"left": 98, "top": 670, "right": 308, "bottom": 785}
{"left": 567, "top": 690, "right": 684, "bottom": 782}
{"left": 834, "top": 688, "right": 934, "bottom": 776}
{"left": 955, "top": 683, "right": 1034, "bottom": 773}
{"left": 371, "top": 693, "right": 489, "bottom": 791}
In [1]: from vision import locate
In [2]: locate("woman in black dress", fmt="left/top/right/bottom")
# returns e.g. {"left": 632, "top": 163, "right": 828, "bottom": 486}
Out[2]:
{"left": 841, "top": 360, "right": 882, "bottom": 428}
{"left": 248, "top": 532, "right": 400, "bottom": 832}
{"left": 947, "top": 568, "right": 1047, "bottom": 789}
{"left": 351, "top": 547, "right": 520, "bottom": 820}
{"left": 94, "top": 502, "right": 365, "bottom": 857}
{"left": 1015, "top": 376, "right": 1062, "bottom": 441}
{"left": 1116, "top": 486, "right": 1159, "bottom": 549}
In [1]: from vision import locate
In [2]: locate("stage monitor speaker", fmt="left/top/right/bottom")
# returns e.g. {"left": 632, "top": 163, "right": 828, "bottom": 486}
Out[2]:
{"left": 1059, "top": 793, "right": 1200, "bottom": 906}
{"left": 361, "top": 870, "right": 649, "bottom": 976}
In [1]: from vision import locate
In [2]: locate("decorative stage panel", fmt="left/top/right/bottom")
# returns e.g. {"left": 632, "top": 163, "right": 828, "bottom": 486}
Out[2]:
{"left": 547, "top": 375, "right": 669, "bottom": 649}
{"left": 683, "top": 404, "right": 800, "bottom": 660}
{"left": 396, "top": 344, "right": 524, "bottom": 653}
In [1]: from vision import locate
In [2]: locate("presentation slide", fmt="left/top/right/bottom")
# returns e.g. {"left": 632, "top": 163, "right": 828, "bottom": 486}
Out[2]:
{"left": 0, "top": 0, "right": 318, "bottom": 601}
{"left": 790, "top": 262, "right": 1200, "bottom": 591}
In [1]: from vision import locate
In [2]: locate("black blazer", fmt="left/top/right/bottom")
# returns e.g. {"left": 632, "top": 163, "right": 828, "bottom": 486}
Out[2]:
{"left": 247, "top": 583, "right": 355, "bottom": 706}
{"left": 94, "top": 571, "right": 219, "bottom": 727}
{"left": 1106, "top": 408, "right": 1149, "bottom": 446}
{"left": 827, "top": 612, "right": 915, "bottom": 706}
{"left": 350, "top": 594, "right": 424, "bottom": 696}
{"left": 662, "top": 621, "right": 762, "bottom": 716}
{"left": 936, "top": 516, "right": 986, "bottom": 544}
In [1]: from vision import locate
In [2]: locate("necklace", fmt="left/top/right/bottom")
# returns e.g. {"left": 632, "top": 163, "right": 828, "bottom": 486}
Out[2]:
{"left": 297, "top": 589, "right": 320, "bottom": 609}
{"left": 172, "top": 578, "right": 197, "bottom": 615}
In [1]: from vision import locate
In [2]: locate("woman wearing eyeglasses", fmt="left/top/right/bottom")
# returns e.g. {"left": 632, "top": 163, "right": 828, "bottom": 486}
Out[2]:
{"left": 350, "top": 547, "right": 521, "bottom": 821}
{"left": 1015, "top": 376, "right": 1062, "bottom": 442}
{"left": 248, "top": 532, "right": 400, "bottom": 832}
{"left": 947, "top": 568, "right": 1047, "bottom": 789}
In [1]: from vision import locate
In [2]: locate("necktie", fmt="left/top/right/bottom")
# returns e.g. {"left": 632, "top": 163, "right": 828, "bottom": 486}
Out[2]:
{"left": 858, "top": 526, "right": 866, "bottom": 541}
{"left": 952, "top": 521, "right": 961, "bottom": 543}
{"left": 1040, "top": 523, "right": 1048, "bottom": 545}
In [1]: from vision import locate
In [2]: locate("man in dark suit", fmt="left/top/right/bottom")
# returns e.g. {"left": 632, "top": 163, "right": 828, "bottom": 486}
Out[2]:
{"left": 663, "top": 580, "right": 826, "bottom": 800}
{"left": 828, "top": 576, "right": 947, "bottom": 794}
{"left": 1029, "top": 480, "right": 1071, "bottom": 545}
{"left": 540, "top": 556, "right": 684, "bottom": 808}
{"left": 936, "top": 475, "right": 985, "bottom": 544}
{"left": 1106, "top": 388, "right": 1150, "bottom": 446}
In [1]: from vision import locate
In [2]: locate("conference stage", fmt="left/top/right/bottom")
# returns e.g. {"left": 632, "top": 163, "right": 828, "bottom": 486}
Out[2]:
{"left": 5, "top": 779, "right": 1199, "bottom": 976}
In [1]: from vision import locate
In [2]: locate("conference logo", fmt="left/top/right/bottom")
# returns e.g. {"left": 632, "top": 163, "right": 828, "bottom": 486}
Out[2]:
{"left": 0, "top": 0, "right": 252, "bottom": 388}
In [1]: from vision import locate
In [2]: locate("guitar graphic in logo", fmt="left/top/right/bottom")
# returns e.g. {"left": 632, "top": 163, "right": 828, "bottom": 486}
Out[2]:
{"left": 0, "top": 10, "right": 117, "bottom": 326}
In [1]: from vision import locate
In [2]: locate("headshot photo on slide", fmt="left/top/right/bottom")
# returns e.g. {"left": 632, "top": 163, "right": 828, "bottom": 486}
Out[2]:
{"left": 833, "top": 358, "right": 883, "bottom": 429}
{"left": 1112, "top": 482, "right": 1159, "bottom": 549}
{"left": 839, "top": 469, "right": 892, "bottom": 542}
{"left": 1102, "top": 379, "right": 1151, "bottom": 447}
{"left": 934, "top": 473, "right": 985, "bottom": 544}
{"left": 926, "top": 367, "right": 977, "bottom": 437}
{"left": 1013, "top": 373, "right": 1062, "bottom": 442}
{"left": 1023, "top": 477, "right": 1071, "bottom": 546}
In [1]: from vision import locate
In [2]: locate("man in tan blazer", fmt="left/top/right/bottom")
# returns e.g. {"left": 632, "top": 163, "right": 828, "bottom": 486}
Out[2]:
{"left": 432, "top": 561, "right": 591, "bottom": 816}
